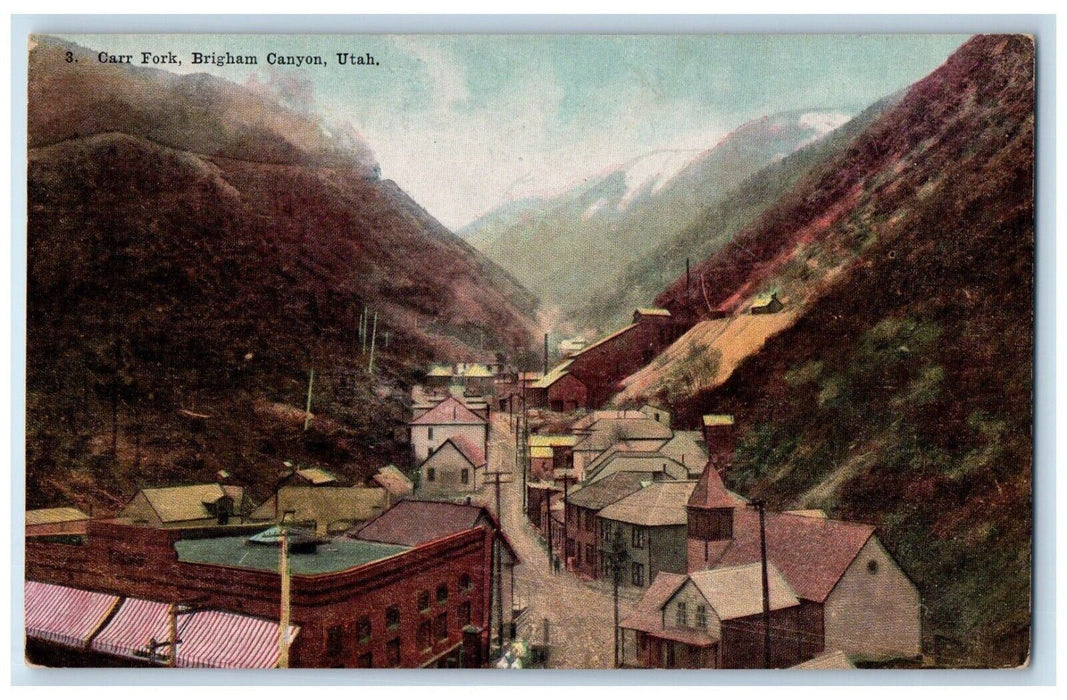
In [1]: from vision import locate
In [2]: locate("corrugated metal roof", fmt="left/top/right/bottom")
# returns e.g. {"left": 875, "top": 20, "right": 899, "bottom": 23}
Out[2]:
{"left": 690, "top": 562, "right": 799, "bottom": 620}
{"left": 26, "top": 506, "right": 89, "bottom": 526}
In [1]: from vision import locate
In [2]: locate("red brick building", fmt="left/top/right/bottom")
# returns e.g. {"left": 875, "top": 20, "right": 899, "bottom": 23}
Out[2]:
{"left": 26, "top": 503, "right": 507, "bottom": 668}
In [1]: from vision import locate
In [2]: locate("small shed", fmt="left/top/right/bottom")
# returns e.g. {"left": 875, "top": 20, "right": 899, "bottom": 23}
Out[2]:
{"left": 750, "top": 292, "right": 784, "bottom": 315}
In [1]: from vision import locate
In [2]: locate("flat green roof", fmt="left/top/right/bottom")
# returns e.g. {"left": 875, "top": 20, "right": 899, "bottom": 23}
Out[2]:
{"left": 175, "top": 535, "right": 410, "bottom": 575}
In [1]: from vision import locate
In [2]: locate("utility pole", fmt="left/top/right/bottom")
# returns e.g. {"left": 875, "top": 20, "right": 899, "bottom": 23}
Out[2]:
{"left": 484, "top": 470, "right": 508, "bottom": 647}
{"left": 606, "top": 527, "right": 628, "bottom": 668}
{"left": 303, "top": 369, "right": 315, "bottom": 432}
{"left": 543, "top": 333, "right": 549, "bottom": 376}
{"left": 360, "top": 305, "right": 368, "bottom": 355}
{"left": 562, "top": 476, "right": 570, "bottom": 572}
{"left": 278, "top": 517, "right": 292, "bottom": 669}
{"left": 167, "top": 602, "right": 178, "bottom": 667}
{"left": 686, "top": 258, "right": 691, "bottom": 312}
{"left": 368, "top": 312, "right": 378, "bottom": 373}
{"left": 749, "top": 499, "right": 771, "bottom": 669}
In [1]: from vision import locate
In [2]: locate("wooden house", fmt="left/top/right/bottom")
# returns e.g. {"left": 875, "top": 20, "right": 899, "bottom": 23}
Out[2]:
{"left": 409, "top": 396, "right": 488, "bottom": 465}
{"left": 417, "top": 437, "right": 487, "bottom": 495}
{"left": 116, "top": 483, "right": 252, "bottom": 528}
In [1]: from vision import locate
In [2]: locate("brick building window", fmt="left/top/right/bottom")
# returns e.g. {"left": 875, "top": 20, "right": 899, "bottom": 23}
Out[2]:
{"left": 326, "top": 625, "right": 344, "bottom": 656}
{"left": 585, "top": 512, "right": 595, "bottom": 532}
{"left": 566, "top": 538, "right": 575, "bottom": 560}
{"left": 386, "top": 638, "right": 401, "bottom": 667}
{"left": 435, "top": 612, "right": 448, "bottom": 641}
{"left": 356, "top": 615, "right": 372, "bottom": 644}
{"left": 695, "top": 605, "right": 708, "bottom": 629}
{"left": 631, "top": 562, "right": 644, "bottom": 587}
{"left": 418, "top": 590, "right": 431, "bottom": 612}
{"left": 386, "top": 605, "right": 400, "bottom": 630}
{"left": 459, "top": 574, "right": 472, "bottom": 592}
{"left": 585, "top": 544, "right": 596, "bottom": 568}
{"left": 459, "top": 600, "right": 471, "bottom": 627}
{"left": 357, "top": 652, "right": 373, "bottom": 668}
{"left": 632, "top": 527, "right": 646, "bottom": 549}
{"left": 418, "top": 620, "right": 432, "bottom": 651}
{"left": 437, "top": 583, "right": 449, "bottom": 604}
{"left": 675, "top": 602, "right": 687, "bottom": 627}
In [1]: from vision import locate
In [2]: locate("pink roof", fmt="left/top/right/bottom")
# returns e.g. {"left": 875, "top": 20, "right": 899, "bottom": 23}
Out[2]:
{"left": 353, "top": 499, "right": 491, "bottom": 547}
{"left": 446, "top": 434, "right": 487, "bottom": 467}
{"left": 409, "top": 396, "right": 486, "bottom": 426}
{"left": 687, "top": 462, "right": 739, "bottom": 509}
{"left": 707, "top": 509, "right": 875, "bottom": 602}
{"left": 25, "top": 581, "right": 118, "bottom": 648}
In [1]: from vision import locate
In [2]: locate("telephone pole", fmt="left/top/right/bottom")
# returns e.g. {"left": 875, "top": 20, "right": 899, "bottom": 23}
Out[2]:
{"left": 484, "top": 470, "right": 508, "bottom": 647}
{"left": 278, "top": 521, "right": 291, "bottom": 668}
{"left": 303, "top": 369, "right": 315, "bottom": 432}
{"left": 749, "top": 499, "right": 771, "bottom": 669}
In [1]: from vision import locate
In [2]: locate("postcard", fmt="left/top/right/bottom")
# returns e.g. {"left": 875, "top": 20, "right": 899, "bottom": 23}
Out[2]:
{"left": 23, "top": 31, "right": 1034, "bottom": 671}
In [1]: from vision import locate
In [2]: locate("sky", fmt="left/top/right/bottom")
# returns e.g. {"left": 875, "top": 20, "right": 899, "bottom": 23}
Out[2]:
{"left": 64, "top": 34, "right": 969, "bottom": 229}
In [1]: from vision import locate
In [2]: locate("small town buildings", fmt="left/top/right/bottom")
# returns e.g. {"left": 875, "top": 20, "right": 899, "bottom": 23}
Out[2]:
{"left": 657, "top": 431, "right": 709, "bottom": 478}
{"left": 583, "top": 450, "right": 690, "bottom": 485}
{"left": 791, "top": 650, "right": 856, "bottom": 669}
{"left": 558, "top": 336, "right": 587, "bottom": 357}
{"left": 26, "top": 507, "right": 91, "bottom": 537}
{"left": 115, "top": 483, "right": 252, "bottom": 528}
{"left": 572, "top": 416, "right": 673, "bottom": 478}
{"left": 372, "top": 465, "right": 415, "bottom": 504}
{"left": 620, "top": 563, "right": 802, "bottom": 669}
{"left": 249, "top": 485, "right": 389, "bottom": 536}
{"left": 26, "top": 505, "right": 504, "bottom": 668}
{"left": 639, "top": 403, "right": 671, "bottom": 427}
{"left": 750, "top": 292, "right": 784, "bottom": 315}
{"left": 417, "top": 437, "right": 487, "bottom": 495}
{"left": 409, "top": 396, "right": 488, "bottom": 464}
{"left": 353, "top": 499, "right": 523, "bottom": 642}
{"left": 531, "top": 308, "right": 693, "bottom": 410}
{"left": 276, "top": 466, "right": 338, "bottom": 488}
{"left": 564, "top": 471, "right": 648, "bottom": 579}
{"left": 527, "top": 434, "right": 580, "bottom": 481}
{"left": 424, "top": 363, "right": 500, "bottom": 393}
{"left": 525, "top": 481, "right": 561, "bottom": 533}
{"left": 685, "top": 454, "right": 921, "bottom": 662}
{"left": 597, "top": 480, "right": 697, "bottom": 589}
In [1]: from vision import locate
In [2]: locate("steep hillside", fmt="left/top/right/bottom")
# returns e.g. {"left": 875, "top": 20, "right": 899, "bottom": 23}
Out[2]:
{"left": 461, "top": 110, "right": 852, "bottom": 332}
{"left": 645, "top": 35, "right": 1034, "bottom": 666}
{"left": 26, "top": 36, "right": 540, "bottom": 512}
{"left": 579, "top": 97, "right": 896, "bottom": 332}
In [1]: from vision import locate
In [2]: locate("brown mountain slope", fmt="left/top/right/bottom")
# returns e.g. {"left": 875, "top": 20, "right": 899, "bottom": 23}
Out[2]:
{"left": 26, "top": 37, "right": 540, "bottom": 512}
{"left": 647, "top": 35, "right": 1033, "bottom": 666}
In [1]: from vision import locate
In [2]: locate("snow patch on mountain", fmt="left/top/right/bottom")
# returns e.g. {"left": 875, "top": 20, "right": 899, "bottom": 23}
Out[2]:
{"left": 617, "top": 149, "right": 705, "bottom": 211}
{"left": 797, "top": 111, "right": 851, "bottom": 146}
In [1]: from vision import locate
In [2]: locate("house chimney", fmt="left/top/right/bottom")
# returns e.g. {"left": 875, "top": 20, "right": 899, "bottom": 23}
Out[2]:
{"left": 701, "top": 415, "right": 736, "bottom": 479}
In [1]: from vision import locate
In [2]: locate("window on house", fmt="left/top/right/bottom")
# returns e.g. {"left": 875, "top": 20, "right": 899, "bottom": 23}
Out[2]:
{"left": 385, "top": 605, "right": 400, "bottom": 630}
{"left": 428, "top": 427, "right": 434, "bottom": 440}
{"left": 326, "top": 625, "right": 344, "bottom": 656}
{"left": 585, "top": 512, "right": 595, "bottom": 532}
{"left": 435, "top": 612, "right": 448, "bottom": 641}
{"left": 459, "top": 600, "right": 471, "bottom": 627}
{"left": 695, "top": 605, "right": 708, "bottom": 629}
{"left": 417, "top": 620, "right": 432, "bottom": 650}
{"left": 356, "top": 615, "right": 372, "bottom": 644}
{"left": 566, "top": 538, "right": 576, "bottom": 560}
{"left": 461, "top": 468, "right": 469, "bottom": 485}
{"left": 386, "top": 638, "right": 401, "bottom": 667}
{"left": 459, "top": 574, "right": 472, "bottom": 592}
{"left": 867, "top": 559, "right": 879, "bottom": 574}
{"left": 418, "top": 590, "right": 431, "bottom": 612}
{"left": 631, "top": 562, "right": 644, "bottom": 587}
{"left": 357, "top": 652, "right": 373, "bottom": 668}
{"left": 675, "top": 602, "right": 687, "bottom": 627}
{"left": 585, "top": 544, "right": 596, "bottom": 568}
{"left": 436, "top": 583, "right": 449, "bottom": 604}
{"left": 632, "top": 526, "right": 646, "bottom": 549}
{"left": 427, "top": 468, "right": 436, "bottom": 482}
